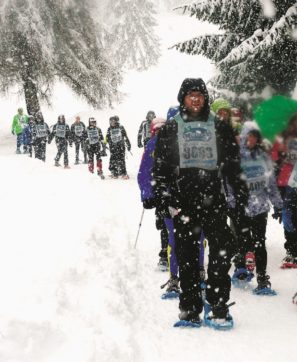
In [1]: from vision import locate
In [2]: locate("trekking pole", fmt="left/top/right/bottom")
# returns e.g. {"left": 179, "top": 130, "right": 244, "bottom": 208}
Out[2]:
{"left": 129, "top": 151, "right": 133, "bottom": 156}
{"left": 134, "top": 208, "right": 145, "bottom": 249}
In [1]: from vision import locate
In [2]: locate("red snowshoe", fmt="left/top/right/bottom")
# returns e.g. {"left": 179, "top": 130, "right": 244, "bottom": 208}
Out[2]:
{"left": 281, "top": 255, "right": 297, "bottom": 269}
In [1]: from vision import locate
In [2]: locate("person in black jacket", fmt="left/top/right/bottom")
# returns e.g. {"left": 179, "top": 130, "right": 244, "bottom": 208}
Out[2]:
{"left": 137, "top": 110, "right": 156, "bottom": 148}
{"left": 153, "top": 78, "right": 248, "bottom": 329}
{"left": 84, "top": 117, "right": 106, "bottom": 179}
{"left": 31, "top": 111, "right": 50, "bottom": 161}
{"left": 48, "top": 115, "right": 72, "bottom": 168}
{"left": 106, "top": 116, "right": 131, "bottom": 179}
{"left": 71, "top": 116, "right": 88, "bottom": 164}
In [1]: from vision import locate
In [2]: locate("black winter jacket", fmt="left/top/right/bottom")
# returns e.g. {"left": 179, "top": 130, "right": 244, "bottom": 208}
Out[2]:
{"left": 153, "top": 111, "right": 248, "bottom": 210}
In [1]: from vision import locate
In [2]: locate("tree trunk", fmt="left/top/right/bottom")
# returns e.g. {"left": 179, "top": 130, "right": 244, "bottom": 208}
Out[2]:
{"left": 23, "top": 76, "right": 40, "bottom": 116}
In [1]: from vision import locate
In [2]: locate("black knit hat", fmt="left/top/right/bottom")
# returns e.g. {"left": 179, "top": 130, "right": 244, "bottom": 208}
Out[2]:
{"left": 177, "top": 78, "right": 209, "bottom": 104}
{"left": 178, "top": 78, "right": 210, "bottom": 119}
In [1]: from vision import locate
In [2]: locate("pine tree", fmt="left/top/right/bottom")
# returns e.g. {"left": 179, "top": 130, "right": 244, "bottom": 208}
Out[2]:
{"left": 108, "top": 0, "right": 160, "bottom": 71}
{"left": 0, "top": 0, "right": 121, "bottom": 114}
{"left": 173, "top": 0, "right": 297, "bottom": 100}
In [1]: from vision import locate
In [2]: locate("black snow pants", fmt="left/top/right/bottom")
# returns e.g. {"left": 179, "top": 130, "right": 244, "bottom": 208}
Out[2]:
{"left": 34, "top": 139, "right": 47, "bottom": 161}
{"left": 74, "top": 138, "right": 88, "bottom": 163}
{"left": 55, "top": 139, "right": 68, "bottom": 166}
{"left": 109, "top": 145, "right": 127, "bottom": 176}
{"left": 234, "top": 212, "right": 268, "bottom": 276}
{"left": 174, "top": 193, "right": 235, "bottom": 314}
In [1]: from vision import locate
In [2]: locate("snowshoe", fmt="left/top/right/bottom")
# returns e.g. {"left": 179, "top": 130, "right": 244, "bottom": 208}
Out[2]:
{"left": 161, "top": 276, "right": 180, "bottom": 299}
{"left": 245, "top": 251, "right": 256, "bottom": 272}
{"left": 253, "top": 274, "right": 277, "bottom": 296}
{"left": 55, "top": 161, "right": 61, "bottom": 167}
{"left": 204, "top": 301, "right": 235, "bottom": 331}
{"left": 16, "top": 148, "right": 21, "bottom": 154}
{"left": 174, "top": 309, "right": 202, "bottom": 328}
{"left": 231, "top": 268, "right": 254, "bottom": 289}
{"left": 64, "top": 165, "right": 71, "bottom": 169}
{"left": 281, "top": 254, "right": 297, "bottom": 269}
{"left": 109, "top": 174, "right": 118, "bottom": 179}
{"left": 97, "top": 171, "right": 105, "bottom": 180}
{"left": 74, "top": 160, "right": 79, "bottom": 165}
{"left": 121, "top": 174, "right": 129, "bottom": 180}
{"left": 157, "top": 257, "right": 168, "bottom": 272}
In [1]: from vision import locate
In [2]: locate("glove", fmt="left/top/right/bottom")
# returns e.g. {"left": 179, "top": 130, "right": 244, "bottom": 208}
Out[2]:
{"left": 69, "top": 143, "right": 73, "bottom": 148}
{"left": 157, "top": 197, "right": 179, "bottom": 219}
{"left": 127, "top": 145, "right": 131, "bottom": 152}
{"left": 143, "top": 198, "right": 156, "bottom": 209}
{"left": 11, "top": 130, "right": 15, "bottom": 135}
{"left": 272, "top": 208, "right": 282, "bottom": 224}
{"left": 100, "top": 150, "right": 107, "bottom": 157}
{"left": 138, "top": 142, "right": 143, "bottom": 148}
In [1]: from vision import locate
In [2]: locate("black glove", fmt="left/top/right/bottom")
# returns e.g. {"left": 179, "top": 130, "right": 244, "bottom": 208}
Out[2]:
{"left": 69, "top": 143, "right": 73, "bottom": 148}
{"left": 138, "top": 142, "right": 143, "bottom": 148}
{"left": 11, "top": 130, "right": 15, "bottom": 135}
{"left": 48, "top": 139, "right": 51, "bottom": 144}
{"left": 272, "top": 208, "right": 282, "bottom": 224}
{"left": 143, "top": 198, "right": 156, "bottom": 209}
{"left": 127, "top": 145, "right": 131, "bottom": 152}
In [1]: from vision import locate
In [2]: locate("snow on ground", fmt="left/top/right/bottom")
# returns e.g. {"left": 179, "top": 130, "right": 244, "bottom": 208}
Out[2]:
{"left": 0, "top": 11, "right": 297, "bottom": 362}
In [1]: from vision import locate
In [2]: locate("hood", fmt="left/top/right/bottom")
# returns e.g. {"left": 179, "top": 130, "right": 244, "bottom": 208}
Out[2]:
{"left": 177, "top": 78, "right": 210, "bottom": 120}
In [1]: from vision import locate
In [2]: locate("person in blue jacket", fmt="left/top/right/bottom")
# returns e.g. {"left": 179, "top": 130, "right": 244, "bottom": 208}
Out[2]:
{"left": 228, "top": 127, "right": 283, "bottom": 294}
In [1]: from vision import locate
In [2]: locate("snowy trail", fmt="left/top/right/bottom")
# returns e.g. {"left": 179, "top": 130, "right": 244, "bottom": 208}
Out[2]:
{"left": 0, "top": 11, "right": 297, "bottom": 362}
{"left": 1, "top": 138, "right": 297, "bottom": 362}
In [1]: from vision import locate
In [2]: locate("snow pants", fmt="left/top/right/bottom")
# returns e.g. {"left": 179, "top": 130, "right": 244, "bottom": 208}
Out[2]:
{"left": 55, "top": 140, "right": 68, "bottom": 166}
{"left": 234, "top": 212, "right": 268, "bottom": 276}
{"left": 109, "top": 146, "right": 127, "bottom": 176}
{"left": 87, "top": 144, "right": 102, "bottom": 174}
{"left": 74, "top": 138, "right": 88, "bottom": 163}
{"left": 283, "top": 186, "right": 297, "bottom": 257}
{"left": 16, "top": 133, "right": 23, "bottom": 149}
{"left": 173, "top": 197, "right": 235, "bottom": 313}
{"left": 34, "top": 139, "right": 47, "bottom": 161}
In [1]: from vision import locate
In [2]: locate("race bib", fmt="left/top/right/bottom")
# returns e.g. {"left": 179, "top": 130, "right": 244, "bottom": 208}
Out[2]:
{"left": 74, "top": 124, "right": 83, "bottom": 137}
{"left": 88, "top": 129, "right": 99, "bottom": 145}
{"left": 241, "top": 157, "right": 268, "bottom": 195}
{"left": 176, "top": 113, "right": 217, "bottom": 170}
{"left": 110, "top": 128, "right": 122, "bottom": 143}
{"left": 20, "top": 116, "right": 26, "bottom": 126}
{"left": 288, "top": 162, "right": 297, "bottom": 188}
{"left": 36, "top": 124, "right": 47, "bottom": 138}
{"left": 56, "top": 125, "right": 66, "bottom": 138}
{"left": 285, "top": 138, "right": 297, "bottom": 164}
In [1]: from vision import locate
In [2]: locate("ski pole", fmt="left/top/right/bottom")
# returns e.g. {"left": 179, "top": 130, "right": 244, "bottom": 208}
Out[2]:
{"left": 134, "top": 208, "right": 145, "bottom": 249}
{"left": 129, "top": 151, "right": 133, "bottom": 156}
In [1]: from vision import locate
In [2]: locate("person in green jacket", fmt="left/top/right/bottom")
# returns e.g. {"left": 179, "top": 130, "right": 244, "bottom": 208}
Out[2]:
{"left": 11, "top": 108, "right": 29, "bottom": 154}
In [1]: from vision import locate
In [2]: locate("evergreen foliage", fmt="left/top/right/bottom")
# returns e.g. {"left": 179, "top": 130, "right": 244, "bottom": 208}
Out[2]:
{"left": 107, "top": 0, "right": 160, "bottom": 71}
{"left": 173, "top": 0, "right": 297, "bottom": 98}
{"left": 0, "top": 0, "right": 121, "bottom": 114}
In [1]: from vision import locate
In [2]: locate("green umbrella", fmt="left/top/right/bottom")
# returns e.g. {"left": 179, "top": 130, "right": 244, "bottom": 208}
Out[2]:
{"left": 253, "top": 95, "right": 297, "bottom": 142}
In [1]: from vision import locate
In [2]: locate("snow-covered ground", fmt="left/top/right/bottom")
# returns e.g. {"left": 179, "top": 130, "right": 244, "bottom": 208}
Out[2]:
{"left": 0, "top": 12, "right": 297, "bottom": 362}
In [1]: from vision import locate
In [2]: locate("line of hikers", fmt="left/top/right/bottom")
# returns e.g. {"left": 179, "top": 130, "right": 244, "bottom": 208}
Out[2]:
{"left": 11, "top": 109, "right": 131, "bottom": 180}
{"left": 137, "top": 78, "right": 297, "bottom": 330}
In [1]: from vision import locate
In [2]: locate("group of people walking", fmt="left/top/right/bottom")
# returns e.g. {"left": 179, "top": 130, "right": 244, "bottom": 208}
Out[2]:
{"left": 10, "top": 78, "right": 297, "bottom": 331}
{"left": 11, "top": 109, "right": 131, "bottom": 179}
{"left": 137, "top": 78, "right": 297, "bottom": 330}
